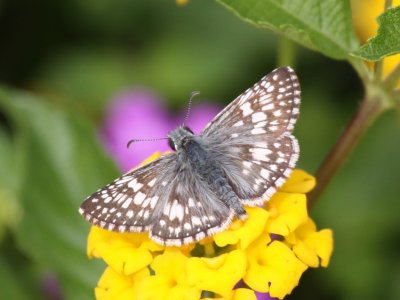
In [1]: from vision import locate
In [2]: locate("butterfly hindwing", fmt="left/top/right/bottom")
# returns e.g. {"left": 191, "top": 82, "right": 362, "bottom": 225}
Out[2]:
{"left": 149, "top": 168, "right": 233, "bottom": 246}
{"left": 205, "top": 134, "right": 299, "bottom": 205}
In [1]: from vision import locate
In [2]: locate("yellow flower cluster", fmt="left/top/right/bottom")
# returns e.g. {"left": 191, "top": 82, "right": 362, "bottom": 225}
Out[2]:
{"left": 87, "top": 153, "right": 333, "bottom": 300}
{"left": 351, "top": 0, "right": 400, "bottom": 86}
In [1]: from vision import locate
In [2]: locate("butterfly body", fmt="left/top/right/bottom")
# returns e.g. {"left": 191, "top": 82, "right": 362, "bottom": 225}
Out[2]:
{"left": 183, "top": 136, "right": 248, "bottom": 219}
{"left": 169, "top": 125, "right": 247, "bottom": 220}
{"left": 80, "top": 67, "right": 301, "bottom": 246}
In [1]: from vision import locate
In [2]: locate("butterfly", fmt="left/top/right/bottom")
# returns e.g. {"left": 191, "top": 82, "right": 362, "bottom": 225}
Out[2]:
{"left": 79, "top": 67, "right": 301, "bottom": 246}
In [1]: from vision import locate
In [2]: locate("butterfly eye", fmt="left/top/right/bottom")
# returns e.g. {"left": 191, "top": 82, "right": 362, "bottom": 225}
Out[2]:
{"left": 168, "top": 137, "right": 176, "bottom": 150}
{"left": 183, "top": 126, "right": 194, "bottom": 134}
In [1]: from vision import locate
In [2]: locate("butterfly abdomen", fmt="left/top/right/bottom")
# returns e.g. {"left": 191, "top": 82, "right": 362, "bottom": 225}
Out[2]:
{"left": 184, "top": 139, "right": 247, "bottom": 219}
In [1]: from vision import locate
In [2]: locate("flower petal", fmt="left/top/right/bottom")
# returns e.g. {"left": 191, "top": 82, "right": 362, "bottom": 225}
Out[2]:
{"left": 87, "top": 226, "right": 117, "bottom": 258}
{"left": 134, "top": 275, "right": 170, "bottom": 300}
{"left": 288, "top": 219, "right": 334, "bottom": 268}
{"left": 95, "top": 266, "right": 149, "bottom": 300}
{"left": 101, "top": 239, "right": 153, "bottom": 275}
{"left": 88, "top": 227, "right": 161, "bottom": 275}
{"left": 151, "top": 248, "right": 188, "bottom": 284}
{"left": 265, "top": 193, "right": 308, "bottom": 236}
{"left": 280, "top": 169, "right": 316, "bottom": 194}
{"left": 214, "top": 207, "right": 269, "bottom": 249}
{"left": 140, "top": 151, "right": 162, "bottom": 165}
{"left": 233, "top": 288, "right": 257, "bottom": 300}
{"left": 244, "top": 239, "right": 307, "bottom": 299}
{"left": 135, "top": 266, "right": 201, "bottom": 300}
{"left": 168, "top": 285, "right": 202, "bottom": 300}
{"left": 95, "top": 267, "right": 132, "bottom": 300}
{"left": 187, "top": 250, "right": 247, "bottom": 298}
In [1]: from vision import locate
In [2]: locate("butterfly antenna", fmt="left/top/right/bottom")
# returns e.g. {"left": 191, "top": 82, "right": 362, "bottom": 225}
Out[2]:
{"left": 183, "top": 91, "right": 200, "bottom": 126}
{"left": 126, "top": 137, "right": 168, "bottom": 149}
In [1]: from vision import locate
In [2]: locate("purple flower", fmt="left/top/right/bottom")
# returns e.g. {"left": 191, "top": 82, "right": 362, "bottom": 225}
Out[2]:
{"left": 235, "top": 280, "right": 279, "bottom": 300}
{"left": 255, "top": 291, "right": 280, "bottom": 300}
{"left": 101, "top": 89, "right": 221, "bottom": 172}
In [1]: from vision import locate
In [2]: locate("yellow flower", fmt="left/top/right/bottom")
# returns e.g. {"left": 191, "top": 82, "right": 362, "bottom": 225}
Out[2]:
{"left": 187, "top": 250, "right": 247, "bottom": 298}
{"left": 87, "top": 226, "right": 163, "bottom": 276}
{"left": 264, "top": 169, "right": 314, "bottom": 237}
{"left": 135, "top": 248, "right": 201, "bottom": 300}
{"left": 85, "top": 154, "right": 333, "bottom": 299}
{"left": 95, "top": 266, "right": 150, "bottom": 300}
{"left": 351, "top": 0, "right": 400, "bottom": 86}
{"left": 280, "top": 169, "right": 316, "bottom": 194}
{"left": 286, "top": 218, "right": 334, "bottom": 268}
{"left": 243, "top": 237, "right": 307, "bottom": 299}
{"left": 213, "top": 207, "right": 269, "bottom": 250}
{"left": 231, "top": 288, "right": 256, "bottom": 300}
{"left": 265, "top": 192, "right": 308, "bottom": 236}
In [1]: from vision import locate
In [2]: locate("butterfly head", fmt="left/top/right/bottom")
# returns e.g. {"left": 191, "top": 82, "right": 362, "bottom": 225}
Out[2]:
{"left": 168, "top": 126, "right": 194, "bottom": 151}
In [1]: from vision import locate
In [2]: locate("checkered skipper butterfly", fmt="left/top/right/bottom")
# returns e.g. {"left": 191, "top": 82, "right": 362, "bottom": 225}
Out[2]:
{"left": 79, "top": 67, "right": 300, "bottom": 246}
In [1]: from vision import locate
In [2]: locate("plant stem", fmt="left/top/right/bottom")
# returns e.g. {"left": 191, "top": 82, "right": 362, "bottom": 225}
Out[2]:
{"left": 348, "top": 57, "right": 373, "bottom": 83}
{"left": 374, "top": 60, "right": 384, "bottom": 83}
{"left": 384, "top": 0, "right": 393, "bottom": 10}
{"left": 383, "top": 63, "right": 400, "bottom": 90}
{"left": 307, "top": 98, "right": 385, "bottom": 207}
{"left": 204, "top": 243, "right": 215, "bottom": 257}
{"left": 277, "top": 37, "right": 296, "bottom": 67}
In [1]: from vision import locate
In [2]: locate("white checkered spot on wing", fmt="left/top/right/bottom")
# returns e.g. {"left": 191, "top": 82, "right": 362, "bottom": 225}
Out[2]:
{"left": 201, "top": 66, "right": 300, "bottom": 140}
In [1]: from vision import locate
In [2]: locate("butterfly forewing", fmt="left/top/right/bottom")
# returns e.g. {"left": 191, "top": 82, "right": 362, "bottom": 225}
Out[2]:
{"left": 202, "top": 67, "right": 300, "bottom": 138}
{"left": 79, "top": 155, "right": 176, "bottom": 232}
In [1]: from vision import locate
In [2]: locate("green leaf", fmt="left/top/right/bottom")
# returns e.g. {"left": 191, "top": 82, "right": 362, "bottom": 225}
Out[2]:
{"left": 0, "top": 129, "right": 24, "bottom": 237}
{"left": 0, "top": 253, "right": 32, "bottom": 300}
{"left": 352, "top": 6, "right": 400, "bottom": 61}
{"left": 216, "top": 0, "right": 359, "bottom": 59}
{"left": 35, "top": 49, "right": 135, "bottom": 117}
{"left": 0, "top": 87, "right": 119, "bottom": 299}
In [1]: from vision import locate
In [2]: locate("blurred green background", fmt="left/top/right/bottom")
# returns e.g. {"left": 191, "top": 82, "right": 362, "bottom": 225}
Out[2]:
{"left": 0, "top": 0, "right": 399, "bottom": 299}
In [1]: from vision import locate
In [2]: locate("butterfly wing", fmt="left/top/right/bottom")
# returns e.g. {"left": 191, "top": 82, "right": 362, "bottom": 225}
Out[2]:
{"left": 79, "top": 153, "right": 233, "bottom": 246}
{"left": 80, "top": 66, "right": 301, "bottom": 245}
{"left": 149, "top": 164, "right": 233, "bottom": 246}
{"left": 202, "top": 66, "right": 299, "bottom": 139}
{"left": 79, "top": 154, "right": 176, "bottom": 232}
{"left": 201, "top": 67, "right": 300, "bottom": 205}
